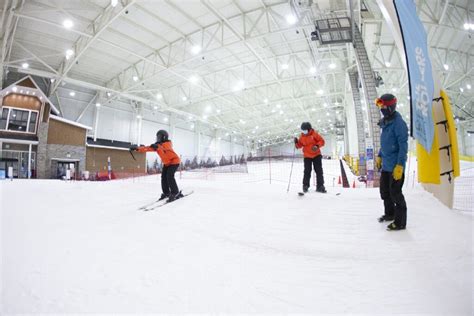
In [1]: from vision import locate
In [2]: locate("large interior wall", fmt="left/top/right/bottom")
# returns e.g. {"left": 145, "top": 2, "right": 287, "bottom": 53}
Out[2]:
{"left": 54, "top": 85, "right": 247, "bottom": 161}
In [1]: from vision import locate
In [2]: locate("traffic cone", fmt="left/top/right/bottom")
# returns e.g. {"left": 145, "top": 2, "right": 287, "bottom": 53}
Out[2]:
{"left": 338, "top": 176, "right": 341, "bottom": 185}
{"left": 352, "top": 179, "right": 356, "bottom": 188}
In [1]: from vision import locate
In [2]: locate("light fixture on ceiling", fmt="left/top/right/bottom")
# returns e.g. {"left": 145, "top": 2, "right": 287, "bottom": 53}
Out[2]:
{"left": 111, "top": 0, "right": 118, "bottom": 7}
{"left": 328, "top": 63, "right": 336, "bottom": 69}
{"left": 163, "top": 117, "right": 169, "bottom": 122}
{"left": 190, "top": 124, "right": 195, "bottom": 129}
{"left": 443, "top": 64, "right": 449, "bottom": 70}
{"left": 189, "top": 75, "right": 199, "bottom": 84}
{"left": 460, "top": 87, "right": 464, "bottom": 92}
{"left": 392, "top": 88, "right": 397, "bottom": 92}
{"left": 279, "top": 110, "right": 284, "bottom": 115}
{"left": 205, "top": 105, "right": 212, "bottom": 112}
{"left": 202, "top": 115, "right": 208, "bottom": 120}
{"left": 255, "top": 126, "right": 259, "bottom": 129}
{"left": 276, "top": 104, "right": 281, "bottom": 108}
{"left": 463, "top": 22, "right": 474, "bottom": 30}
{"left": 264, "top": 98, "right": 268, "bottom": 103}
{"left": 69, "top": 91, "right": 75, "bottom": 97}
{"left": 132, "top": 75, "right": 139, "bottom": 82}
{"left": 63, "top": 19, "right": 73, "bottom": 29}
{"left": 12, "top": 86, "right": 17, "bottom": 92}
{"left": 65, "top": 49, "right": 74, "bottom": 60}
{"left": 136, "top": 115, "right": 141, "bottom": 119}
{"left": 153, "top": 105, "right": 158, "bottom": 110}
{"left": 96, "top": 103, "right": 101, "bottom": 107}
{"left": 286, "top": 14, "right": 297, "bottom": 25}
{"left": 309, "top": 67, "right": 316, "bottom": 74}
{"left": 107, "top": 92, "right": 111, "bottom": 97}
{"left": 385, "top": 61, "right": 391, "bottom": 67}
{"left": 50, "top": 78, "right": 55, "bottom": 83}
{"left": 281, "top": 64, "right": 289, "bottom": 70}
{"left": 182, "top": 96, "right": 187, "bottom": 101}
{"left": 323, "top": 102, "right": 328, "bottom": 107}
{"left": 317, "top": 89, "right": 323, "bottom": 95}
{"left": 216, "top": 109, "right": 221, "bottom": 113}
{"left": 156, "top": 93, "right": 163, "bottom": 99}
{"left": 22, "top": 63, "right": 29, "bottom": 69}
{"left": 467, "top": 83, "right": 472, "bottom": 90}
{"left": 191, "top": 45, "right": 201, "bottom": 55}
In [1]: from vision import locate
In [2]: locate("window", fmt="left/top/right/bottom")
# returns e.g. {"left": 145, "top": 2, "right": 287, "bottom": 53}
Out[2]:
{"left": 0, "top": 107, "right": 38, "bottom": 133}
{"left": 0, "top": 108, "right": 8, "bottom": 130}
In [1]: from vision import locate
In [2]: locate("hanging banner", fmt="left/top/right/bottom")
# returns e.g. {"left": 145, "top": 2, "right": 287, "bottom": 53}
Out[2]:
{"left": 393, "top": 0, "right": 435, "bottom": 153}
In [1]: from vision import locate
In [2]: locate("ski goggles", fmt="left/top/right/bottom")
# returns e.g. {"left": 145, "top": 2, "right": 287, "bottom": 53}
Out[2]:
{"left": 375, "top": 97, "right": 397, "bottom": 108}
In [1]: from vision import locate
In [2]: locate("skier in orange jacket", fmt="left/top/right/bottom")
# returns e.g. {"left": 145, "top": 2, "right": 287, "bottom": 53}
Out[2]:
{"left": 295, "top": 122, "right": 326, "bottom": 193}
{"left": 130, "top": 130, "right": 183, "bottom": 202}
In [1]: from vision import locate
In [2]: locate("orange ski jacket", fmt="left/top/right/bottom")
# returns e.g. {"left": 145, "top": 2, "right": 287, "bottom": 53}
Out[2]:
{"left": 136, "top": 140, "right": 181, "bottom": 166}
{"left": 295, "top": 129, "right": 325, "bottom": 158}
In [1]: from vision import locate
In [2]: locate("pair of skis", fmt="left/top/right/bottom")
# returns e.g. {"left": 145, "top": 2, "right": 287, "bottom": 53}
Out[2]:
{"left": 138, "top": 191, "right": 194, "bottom": 211}
{"left": 297, "top": 191, "right": 341, "bottom": 196}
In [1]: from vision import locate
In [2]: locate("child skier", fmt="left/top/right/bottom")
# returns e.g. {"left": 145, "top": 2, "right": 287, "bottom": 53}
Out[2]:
{"left": 130, "top": 130, "right": 183, "bottom": 202}
{"left": 375, "top": 93, "right": 408, "bottom": 231}
{"left": 294, "top": 122, "right": 326, "bottom": 193}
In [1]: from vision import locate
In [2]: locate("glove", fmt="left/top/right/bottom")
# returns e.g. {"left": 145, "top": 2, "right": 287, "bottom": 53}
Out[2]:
{"left": 311, "top": 145, "right": 319, "bottom": 152}
{"left": 150, "top": 143, "right": 159, "bottom": 150}
{"left": 129, "top": 145, "right": 138, "bottom": 151}
{"left": 392, "top": 164, "right": 404, "bottom": 181}
{"left": 375, "top": 156, "right": 382, "bottom": 170}
{"left": 294, "top": 137, "right": 298, "bottom": 144}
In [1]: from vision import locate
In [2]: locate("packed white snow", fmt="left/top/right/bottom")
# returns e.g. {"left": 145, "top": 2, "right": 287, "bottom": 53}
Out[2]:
{"left": 1, "top": 159, "right": 472, "bottom": 314}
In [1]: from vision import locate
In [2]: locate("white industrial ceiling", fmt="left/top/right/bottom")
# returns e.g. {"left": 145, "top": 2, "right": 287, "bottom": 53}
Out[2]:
{"left": 1, "top": 0, "right": 473, "bottom": 146}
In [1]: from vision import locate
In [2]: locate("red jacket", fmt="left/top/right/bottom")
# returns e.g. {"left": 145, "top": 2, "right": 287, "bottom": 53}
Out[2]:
{"left": 296, "top": 129, "right": 325, "bottom": 158}
{"left": 136, "top": 141, "right": 181, "bottom": 166}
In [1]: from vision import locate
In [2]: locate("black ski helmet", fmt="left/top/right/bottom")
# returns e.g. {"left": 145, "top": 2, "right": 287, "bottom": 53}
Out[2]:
{"left": 301, "top": 122, "right": 312, "bottom": 131}
{"left": 376, "top": 93, "right": 397, "bottom": 117}
{"left": 156, "top": 130, "right": 169, "bottom": 143}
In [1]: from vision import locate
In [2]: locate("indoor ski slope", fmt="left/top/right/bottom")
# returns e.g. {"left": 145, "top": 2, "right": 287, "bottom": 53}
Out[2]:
{"left": 1, "top": 159, "right": 472, "bottom": 314}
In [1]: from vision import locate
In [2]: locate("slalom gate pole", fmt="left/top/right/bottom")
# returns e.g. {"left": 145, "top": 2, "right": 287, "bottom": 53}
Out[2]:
{"left": 287, "top": 146, "right": 296, "bottom": 193}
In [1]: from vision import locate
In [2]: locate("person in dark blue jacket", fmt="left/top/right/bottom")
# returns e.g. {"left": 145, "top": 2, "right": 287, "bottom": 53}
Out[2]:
{"left": 375, "top": 93, "right": 408, "bottom": 231}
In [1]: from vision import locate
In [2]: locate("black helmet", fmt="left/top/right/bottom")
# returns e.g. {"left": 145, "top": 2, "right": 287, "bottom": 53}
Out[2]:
{"left": 376, "top": 93, "right": 397, "bottom": 117}
{"left": 156, "top": 130, "right": 169, "bottom": 143}
{"left": 301, "top": 122, "right": 312, "bottom": 131}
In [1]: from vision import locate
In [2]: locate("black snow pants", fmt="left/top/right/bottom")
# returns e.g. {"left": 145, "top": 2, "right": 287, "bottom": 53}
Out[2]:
{"left": 161, "top": 164, "right": 180, "bottom": 196}
{"left": 303, "top": 155, "right": 325, "bottom": 189}
{"left": 380, "top": 170, "right": 407, "bottom": 228}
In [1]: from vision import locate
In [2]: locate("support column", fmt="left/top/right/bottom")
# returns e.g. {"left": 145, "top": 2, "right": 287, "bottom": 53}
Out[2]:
{"left": 169, "top": 114, "right": 176, "bottom": 140}
{"left": 27, "top": 143, "right": 32, "bottom": 179}
{"left": 348, "top": 71, "right": 367, "bottom": 176}
{"left": 194, "top": 122, "right": 201, "bottom": 158}
{"left": 93, "top": 104, "right": 100, "bottom": 141}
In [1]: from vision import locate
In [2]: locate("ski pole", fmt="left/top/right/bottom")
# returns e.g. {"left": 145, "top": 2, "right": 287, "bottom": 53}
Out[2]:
{"left": 287, "top": 146, "right": 296, "bottom": 193}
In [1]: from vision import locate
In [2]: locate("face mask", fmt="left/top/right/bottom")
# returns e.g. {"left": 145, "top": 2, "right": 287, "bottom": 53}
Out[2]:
{"left": 302, "top": 130, "right": 309, "bottom": 135}
{"left": 380, "top": 108, "right": 393, "bottom": 118}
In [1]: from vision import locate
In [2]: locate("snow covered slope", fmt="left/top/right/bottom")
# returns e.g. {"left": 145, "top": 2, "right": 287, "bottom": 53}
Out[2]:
{"left": 1, "top": 160, "right": 472, "bottom": 313}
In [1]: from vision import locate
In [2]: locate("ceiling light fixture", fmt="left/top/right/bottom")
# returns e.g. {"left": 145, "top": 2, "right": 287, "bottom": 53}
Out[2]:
{"left": 111, "top": 0, "right": 118, "bottom": 7}
{"left": 63, "top": 19, "right": 73, "bottom": 29}
{"left": 385, "top": 61, "right": 391, "bottom": 67}
{"left": 443, "top": 64, "right": 449, "bottom": 70}
{"left": 65, "top": 49, "right": 74, "bottom": 60}
{"left": 281, "top": 64, "right": 289, "bottom": 70}
{"left": 328, "top": 63, "right": 336, "bottom": 69}
{"left": 22, "top": 63, "right": 29, "bottom": 69}
{"left": 286, "top": 14, "right": 297, "bottom": 25}
{"left": 132, "top": 75, "right": 139, "bottom": 82}
{"left": 156, "top": 93, "right": 163, "bottom": 99}
{"left": 69, "top": 91, "right": 75, "bottom": 97}
{"left": 191, "top": 45, "right": 201, "bottom": 55}
{"left": 189, "top": 75, "right": 198, "bottom": 84}
{"left": 310, "top": 67, "right": 316, "bottom": 74}
{"left": 96, "top": 103, "right": 101, "bottom": 107}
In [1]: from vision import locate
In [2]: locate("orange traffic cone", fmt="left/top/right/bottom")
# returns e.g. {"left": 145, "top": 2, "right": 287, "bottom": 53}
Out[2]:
{"left": 352, "top": 179, "right": 356, "bottom": 188}
{"left": 338, "top": 176, "right": 341, "bottom": 185}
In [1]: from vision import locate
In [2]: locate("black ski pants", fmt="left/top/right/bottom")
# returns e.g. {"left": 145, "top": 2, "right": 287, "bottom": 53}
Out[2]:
{"left": 161, "top": 164, "right": 179, "bottom": 196}
{"left": 303, "top": 155, "right": 325, "bottom": 189}
{"left": 380, "top": 170, "right": 407, "bottom": 228}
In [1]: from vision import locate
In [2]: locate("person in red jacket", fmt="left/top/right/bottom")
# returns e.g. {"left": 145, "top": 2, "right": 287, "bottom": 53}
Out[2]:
{"left": 294, "top": 122, "right": 326, "bottom": 193}
{"left": 130, "top": 130, "right": 183, "bottom": 202}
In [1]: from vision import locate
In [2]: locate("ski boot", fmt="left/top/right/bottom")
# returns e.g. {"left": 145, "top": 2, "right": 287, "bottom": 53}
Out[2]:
{"left": 302, "top": 185, "right": 309, "bottom": 193}
{"left": 316, "top": 185, "right": 327, "bottom": 193}
{"left": 386, "top": 222, "right": 406, "bottom": 231}
{"left": 158, "top": 193, "right": 169, "bottom": 201}
{"left": 378, "top": 214, "right": 394, "bottom": 223}
{"left": 167, "top": 191, "right": 184, "bottom": 202}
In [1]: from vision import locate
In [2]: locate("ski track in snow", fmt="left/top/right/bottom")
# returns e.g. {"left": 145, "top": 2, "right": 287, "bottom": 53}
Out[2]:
{"left": 1, "top": 160, "right": 473, "bottom": 314}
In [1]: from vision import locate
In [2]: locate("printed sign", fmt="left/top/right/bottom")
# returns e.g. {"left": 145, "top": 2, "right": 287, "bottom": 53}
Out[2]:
{"left": 394, "top": 0, "right": 435, "bottom": 153}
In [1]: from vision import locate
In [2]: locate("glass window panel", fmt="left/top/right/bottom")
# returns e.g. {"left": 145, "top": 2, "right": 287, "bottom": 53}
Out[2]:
{"left": 0, "top": 108, "right": 8, "bottom": 130}
{"left": 8, "top": 109, "right": 29, "bottom": 132}
{"left": 28, "top": 112, "right": 38, "bottom": 133}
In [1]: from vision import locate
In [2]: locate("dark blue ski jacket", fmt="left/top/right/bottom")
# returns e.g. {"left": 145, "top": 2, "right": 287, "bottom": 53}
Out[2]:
{"left": 378, "top": 111, "right": 408, "bottom": 172}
